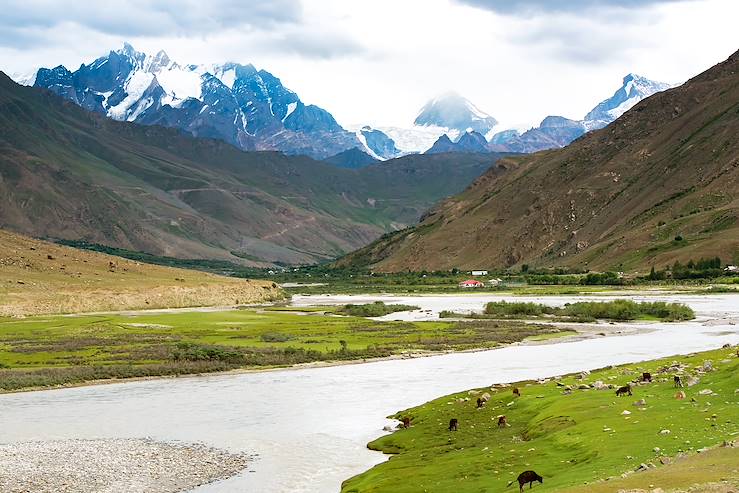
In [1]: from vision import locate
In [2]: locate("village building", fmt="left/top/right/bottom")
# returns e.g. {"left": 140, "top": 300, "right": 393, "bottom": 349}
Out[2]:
{"left": 459, "top": 279, "right": 485, "bottom": 288}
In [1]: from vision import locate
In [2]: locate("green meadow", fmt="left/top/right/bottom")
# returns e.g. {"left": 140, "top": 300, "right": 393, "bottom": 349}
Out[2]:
{"left": 342, "top": 347, "right": 739, "bottom": 492}
{"left": 0, "top": 307, "right": 567, "bottom": 391}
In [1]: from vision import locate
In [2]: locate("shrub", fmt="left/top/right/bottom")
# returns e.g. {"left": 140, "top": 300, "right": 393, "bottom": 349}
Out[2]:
{"left": 260, "top": 332, "right": 293, "bottom": 342}
{"left": 484, "top": 301, "right": 554, "bottom": 317}
{"left": 337, "top": 301, "right": 419, "bottom": 317}
{"left": 171, "top": 342, "right": 245, "bottom": 363}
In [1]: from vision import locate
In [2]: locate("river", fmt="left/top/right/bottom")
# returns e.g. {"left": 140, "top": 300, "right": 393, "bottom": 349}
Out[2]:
{"left": 0, "top": 293, "right": 737, "bottom": 492}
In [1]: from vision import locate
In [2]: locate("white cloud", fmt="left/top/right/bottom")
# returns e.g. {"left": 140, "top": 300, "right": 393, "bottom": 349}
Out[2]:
{"left": 0, "top": 0, "right": 736, "bottom": 129}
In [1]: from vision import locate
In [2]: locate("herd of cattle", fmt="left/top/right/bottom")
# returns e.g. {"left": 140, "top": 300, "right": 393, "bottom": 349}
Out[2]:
{"left": 396, "top": 358, "right": 715, "bottom": 492}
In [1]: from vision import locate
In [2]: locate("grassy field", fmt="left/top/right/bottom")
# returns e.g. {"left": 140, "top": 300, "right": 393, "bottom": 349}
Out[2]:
{"left": 0, "top": 230, "right": 282, "bottom": 316}
{"left": 342, "top": 347, "right": 739, "bottom": 492}
{"left": 0, "top": 308, "right": 568, "bottom": 392}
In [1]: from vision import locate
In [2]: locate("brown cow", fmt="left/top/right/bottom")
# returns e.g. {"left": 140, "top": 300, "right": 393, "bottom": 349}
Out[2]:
{"left": 448, "top": 418, "right": 459, "bottom": 431}
{"left": 401, "top": 417, "right": 411, "bottom": 429}
{"left": 674, "top": 375, "right": 683, "bottom": 388}
{"left": 615, "top": 384, "right": 632, "bottom": 396}
{"left": 508, "top": 470, "right": 543, "bottom": 492}
{"left": 642, "top": 372, "right": 652, "bottom": 383}
{"left": 512, "top": 387, "right": 521, "bottom": 397}
{"left": 498, "top": 415, "right": 508, "bottom": 428}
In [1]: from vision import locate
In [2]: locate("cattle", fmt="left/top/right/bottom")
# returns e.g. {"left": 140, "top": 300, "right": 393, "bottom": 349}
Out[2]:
{"left": 508, "top": 470, "right": 543, "bottom": 492}
{"left": 615, "top": 384, "right": 632, "bottom": 396}
{"left": 448, "top": 418, "right": 459, "bottom": 431}
{"left": 674, "top": 375, "right": 684, "bottom": 388}
{"left": 401, "top": 417, "right": 411, "bottom": 429}
{"left": 498, "top": 415, "right": 508, "bottom": 428}
{"left": 512, "top": 387, "right": 521, "bottom": 397}
{"left": 642, "top": 372, "right": 652, "bottom": 383}
{"left": 477, "top": 397, "right": 485, "bottom": 408}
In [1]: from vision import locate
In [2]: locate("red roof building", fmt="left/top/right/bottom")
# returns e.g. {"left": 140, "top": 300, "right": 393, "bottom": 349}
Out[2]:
{"left": 459, "top": 279, "right": 484, "bottom": 288}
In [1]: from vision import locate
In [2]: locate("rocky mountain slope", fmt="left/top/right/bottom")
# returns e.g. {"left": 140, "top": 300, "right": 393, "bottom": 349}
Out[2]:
{"left": 0, "top": 73, "right": 503, "bottom": 265}
{"left": 24, "top": 43, "right": 359, "bottom": 160}
{"left": 337, "top": 51, "right": 739, "bottom": 272}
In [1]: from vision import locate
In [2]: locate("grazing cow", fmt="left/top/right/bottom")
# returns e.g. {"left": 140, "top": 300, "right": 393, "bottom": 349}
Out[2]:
{"left": 401, "top": 417, "right": 411, "bottom": 429}
{"left": 498, "top": 415, "right": 508, "bottom": 428}
{"left": 477, "top": 397, "right": 485, "bottom": 408}
{"left": 642, "top": 372, "right": 652, "bottom": 383}
{"left": 615, "top": 385, "right": 632, "bottom": 397}
{"left": 449, "top": 418, "right": 459, "bottom": 431}
{"left": 674, "top": 375, "right": 683, "bottom": 388}
{"left": 512, "top": 387, "right": 521, "bottom": 397}
{"left": 507, "top": 470, "right": 543, "bottom": 492}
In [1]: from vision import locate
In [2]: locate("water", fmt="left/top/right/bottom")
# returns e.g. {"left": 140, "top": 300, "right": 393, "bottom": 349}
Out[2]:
{"left": 1, "top": 293, "right": 737, "bottom": 492}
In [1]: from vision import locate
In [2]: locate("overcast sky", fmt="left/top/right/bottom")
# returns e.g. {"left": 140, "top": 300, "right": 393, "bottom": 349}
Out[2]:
{"left": 1, "top": 0, "right": 737, "bottom": 128}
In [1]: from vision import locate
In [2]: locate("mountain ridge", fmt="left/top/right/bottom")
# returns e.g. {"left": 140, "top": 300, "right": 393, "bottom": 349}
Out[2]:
{"left": 336, "top": 51, "right": 739, "bottom": 272}
{"left": 0, "top": 72, "right": 506, "bottom": 266}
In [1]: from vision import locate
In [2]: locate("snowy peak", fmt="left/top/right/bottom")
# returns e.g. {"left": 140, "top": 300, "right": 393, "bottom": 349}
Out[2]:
{"left": 31, "top": 43, "right": 359, "bottom": 159}
{"left": 584, "top": 73, "right": 673, "bottom": 128}
{"left": 414, "top": 91, "right": 497, "bottom": 134}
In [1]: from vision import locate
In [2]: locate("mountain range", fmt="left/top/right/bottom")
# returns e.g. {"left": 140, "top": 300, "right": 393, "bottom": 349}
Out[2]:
{"left": 337, "top": 50, "right": 739, "bottom": 272}
{"left": 17, "top": 44, "right": 674, "bottom": 163}
{"left": 0, "top": 72, "right": 505, "bottom": 265}
{"left": 425, "top": 73, "right": 674, "bottom": 155}
{"left": 27, "top": 43, "right": 359, "bottom": 160}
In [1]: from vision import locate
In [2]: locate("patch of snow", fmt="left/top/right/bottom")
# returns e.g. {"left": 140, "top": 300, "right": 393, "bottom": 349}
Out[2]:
{"left": 354, "top": 130, "right": 383, "bottom": 160}
{"left": 283, "top": 102, "right": 298, "bottom": 121}
{"left": 10, "top": 70, "right": 37, "bottom": 86}
{"left": 376, "top": 125, "right": 460, "bottom": 153}
{"left": 217, "top": 68, "right": 236, "bottom": 89}
{"left": 128, "top": 96, "right": 154, "bottom": 121}
{"left": 156, "top": 68, "right": 202, "bottom": 103}
{"left": 107, "top": 71, "right": 155, "bottom": 121}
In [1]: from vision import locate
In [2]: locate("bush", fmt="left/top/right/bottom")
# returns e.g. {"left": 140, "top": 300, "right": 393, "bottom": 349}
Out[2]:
{"left": 484, "top": 301, "right": 554, "bottom": 317}
{"left": 260, "top": 332, "right": 293, "bottom": 342}
{"left": 482, "top": 299, "right": 694, "bottom": 322}
{"left": 171, "top": 342, "right": 245, "bottom": 363}
{"left": 337, "top": 301, "right": 419, "bottom": 317}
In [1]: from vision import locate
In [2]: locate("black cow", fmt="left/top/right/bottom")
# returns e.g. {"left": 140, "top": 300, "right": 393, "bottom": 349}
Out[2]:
{"left": 615, "top": 384, "right": 632, "bottom": 396}
{"left": 674, "top": 375, "right": 683, "bottom": 388}
{"left": 448, "top": 418, "right": 458, "bottom": 431}
{"left": 508, "top": 470, "right": 543, "bottom": 492}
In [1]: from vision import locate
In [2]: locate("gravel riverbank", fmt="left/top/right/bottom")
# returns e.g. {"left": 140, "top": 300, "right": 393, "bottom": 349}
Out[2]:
{"left": 0, "top": 438, "right": 250, "bottom": 492}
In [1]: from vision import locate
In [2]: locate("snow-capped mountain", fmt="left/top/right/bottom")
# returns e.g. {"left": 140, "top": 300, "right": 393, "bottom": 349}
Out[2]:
{"left": 489, "top": 74, "right": 674, "bottom": 153}
{"left": 583, "top": 73, "right": 674, "bottom": 130}
{"left": 25, "top": 43, "right": 359, "bottom": 159}
{"left": 414, "top": 91, "right": 498, "bottom": 135}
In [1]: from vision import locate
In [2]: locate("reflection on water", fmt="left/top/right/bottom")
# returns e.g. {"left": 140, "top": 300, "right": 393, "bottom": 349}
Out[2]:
{"left": 1, "top": 294, "right": 737, "bottom": 493}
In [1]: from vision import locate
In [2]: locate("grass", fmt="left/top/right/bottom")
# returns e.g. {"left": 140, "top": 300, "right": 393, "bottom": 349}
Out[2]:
{"left": 0, "top": 230, "right": 282, "bottom": 316}
{"left": 335, "top": 302, "right": 420, "bottom": 317}
{"left": 342, "top": 347, "right": 739, "bottom": 492}
{"left": 467, "top": 300, "right": 696, "bottom": 322}
{"left": 0, "top": 309, "right": 567, "bottom": 392}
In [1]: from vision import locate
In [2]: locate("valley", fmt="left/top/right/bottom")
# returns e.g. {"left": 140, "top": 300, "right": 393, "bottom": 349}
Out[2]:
{"left": 1, "top": 4, "right": 737, "bottom": 492}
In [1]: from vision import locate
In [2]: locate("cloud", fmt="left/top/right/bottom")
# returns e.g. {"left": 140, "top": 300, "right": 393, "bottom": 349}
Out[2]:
{"left": 0, "top": 0, "right": 301, "bottom": 43}
{"left": 454, "top": 0, "right": 689, "bottom": 15}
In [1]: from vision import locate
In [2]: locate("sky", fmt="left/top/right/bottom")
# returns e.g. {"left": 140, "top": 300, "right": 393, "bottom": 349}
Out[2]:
{"left": 1, "top": 0, "right": 737, "bottom": 129}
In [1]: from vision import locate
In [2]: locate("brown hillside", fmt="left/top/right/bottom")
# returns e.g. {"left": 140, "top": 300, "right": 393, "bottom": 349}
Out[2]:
{"left": 341, "top": 50, "right": 739, "bottom": 273}
{"left": 0, "top": 229, "right": 282, "bottom": 316}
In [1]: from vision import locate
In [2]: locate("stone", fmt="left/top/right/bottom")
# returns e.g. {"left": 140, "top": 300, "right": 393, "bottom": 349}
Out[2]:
{"left": 621, "top": 410, "right": 632, "bottom": 415}
{"left": 633, "top": 399, "right": 647, "bottom": 407}
{"left": 659, "top": 429, "right": 671, "bottom": 435}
